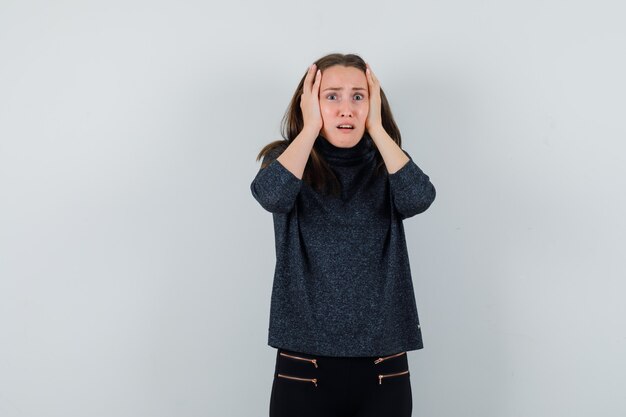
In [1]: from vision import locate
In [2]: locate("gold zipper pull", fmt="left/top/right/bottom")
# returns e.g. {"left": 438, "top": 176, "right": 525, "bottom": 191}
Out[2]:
{"left": 373, "top": 351, "right": 406, "bottom": 364}
{"left": 378, "top": 370, "right": 410, "bottom": 385}
{"left": 280, "top": 352, "right": 319, "bottom": 368}
{"left": 277, "top": 373, "right": 319, "bottom": 387}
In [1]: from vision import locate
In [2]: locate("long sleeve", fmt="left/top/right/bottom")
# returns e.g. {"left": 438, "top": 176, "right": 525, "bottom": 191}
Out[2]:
{"left": 388, "top": 149, "right": 436, "bottom": 220}
{"left": 250, "top": 145, "right": 303, "bottom": 214}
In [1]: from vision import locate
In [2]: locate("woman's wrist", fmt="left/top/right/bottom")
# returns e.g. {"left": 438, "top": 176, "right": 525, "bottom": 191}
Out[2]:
{"left": 300, "top": 125, "right": 321, "bottom": 139}
{"left": 367, "top": 124, "right": 386, "bottom": 140}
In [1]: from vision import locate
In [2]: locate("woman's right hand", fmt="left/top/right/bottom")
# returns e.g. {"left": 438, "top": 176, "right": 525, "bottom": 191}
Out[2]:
{"left": 300, "top": 64, "right": 323, "bottom": 135}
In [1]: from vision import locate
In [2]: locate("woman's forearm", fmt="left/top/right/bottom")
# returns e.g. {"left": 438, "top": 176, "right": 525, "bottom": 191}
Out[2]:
{"left": 276, "top": 127, "right": 319, "bottom": 180}
{"left": 367, "top": 125, "right": 410, "bottom": 174}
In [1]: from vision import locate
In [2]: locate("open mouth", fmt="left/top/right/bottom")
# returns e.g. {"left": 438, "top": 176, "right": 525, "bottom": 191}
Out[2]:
{"left": 337, "top": 124, "right": 354, "bottom": 130}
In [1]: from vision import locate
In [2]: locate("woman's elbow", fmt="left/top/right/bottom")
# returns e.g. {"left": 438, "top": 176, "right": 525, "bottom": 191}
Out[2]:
{"left": 398, "top": 182, "right": 436, "bottom": 219}
{"left": 250, "top": 182, "right": 296, "bottom": 214}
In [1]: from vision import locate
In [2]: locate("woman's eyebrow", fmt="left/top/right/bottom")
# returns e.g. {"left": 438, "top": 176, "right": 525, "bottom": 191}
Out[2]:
{"left": 322, "top": 87, "right": 368, "bottom": 92}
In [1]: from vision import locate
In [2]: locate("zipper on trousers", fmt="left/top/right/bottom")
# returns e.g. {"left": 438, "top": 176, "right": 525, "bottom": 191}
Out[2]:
{"left": 277, "top": 373, "right": 318, "bottom": 387}
{"left": 280, "top": 352, "right": 318, "bottom": 368}
{"left": 373, "top": 351, "right": 406, "bottom": 365}
{"left": 378, "top": 370, "right": 409, "bottom": 385}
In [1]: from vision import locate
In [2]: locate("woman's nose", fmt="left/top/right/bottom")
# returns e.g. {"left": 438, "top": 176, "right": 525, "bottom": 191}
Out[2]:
{"left": 339, "top": 104, "right": 353, "bottom": 117}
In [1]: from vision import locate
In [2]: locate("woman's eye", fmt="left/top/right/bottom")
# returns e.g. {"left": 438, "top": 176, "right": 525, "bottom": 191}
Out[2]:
{"left": 354, "top": 94, "right": 364, "bottom": 100}
{"left": 327, "top": 94, "right": 337, "bottom": 100}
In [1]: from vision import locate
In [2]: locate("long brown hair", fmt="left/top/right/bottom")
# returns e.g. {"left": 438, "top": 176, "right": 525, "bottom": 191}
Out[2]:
{"left": 255, "top": 53, "right": 402, "bottom": 197}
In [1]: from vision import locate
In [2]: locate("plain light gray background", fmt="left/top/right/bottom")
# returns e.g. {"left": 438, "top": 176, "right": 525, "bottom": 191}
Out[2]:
{"left": 1, "top": 0, "right": 625, "bottom": 416}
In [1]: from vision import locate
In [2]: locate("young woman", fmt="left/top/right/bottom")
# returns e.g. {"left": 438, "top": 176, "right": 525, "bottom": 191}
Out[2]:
{"left": 250, "top": 53, "right": 436, "bottom": 417}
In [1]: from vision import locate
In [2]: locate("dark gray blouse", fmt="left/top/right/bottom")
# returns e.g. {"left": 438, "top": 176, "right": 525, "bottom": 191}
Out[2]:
{"left": 250, "top": 132, "right": 436, "bottom": 357}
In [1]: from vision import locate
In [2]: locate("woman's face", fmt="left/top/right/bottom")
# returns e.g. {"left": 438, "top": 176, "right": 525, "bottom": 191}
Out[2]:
{"left": 318, "top": 65, "right": 369, "bottom": 148}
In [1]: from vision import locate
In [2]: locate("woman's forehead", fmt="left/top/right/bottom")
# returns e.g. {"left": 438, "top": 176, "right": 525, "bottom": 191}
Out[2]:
{"left": 321, "top": 65, "right": 367, "bottom": 88}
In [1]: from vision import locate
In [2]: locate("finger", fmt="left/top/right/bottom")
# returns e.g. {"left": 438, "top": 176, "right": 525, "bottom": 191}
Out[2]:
{"left": 312, "top": 69, "right": 322, "bottom": 96}
{"left": 303, "top": 64, "right": 316, "bottom": 94}
{"left": 365, "top": 65, "right": 377, "bottom": 89}
{"left": 366, "top": 64, "right": 379, "bottom": 85}
{"left": 365, "top": 67, "right": 374, "bottom": 91}
{"left": 365, "top": 66, "right": 372, "bottom": 84}
{"left": 371, "top": 72, "right": 379, "bottom": 85}
{"left": 308, "top": 64, "right": 318, "bottom": 83}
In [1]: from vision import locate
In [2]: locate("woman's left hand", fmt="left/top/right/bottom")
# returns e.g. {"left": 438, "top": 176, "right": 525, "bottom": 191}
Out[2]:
{"left": 365, "top": 63, "right": 383, "bottom": 132}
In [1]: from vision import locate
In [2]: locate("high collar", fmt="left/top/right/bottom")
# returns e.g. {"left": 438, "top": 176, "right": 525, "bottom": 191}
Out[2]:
{"left": 313, "top": 132, "right": 375, "bottom": 166}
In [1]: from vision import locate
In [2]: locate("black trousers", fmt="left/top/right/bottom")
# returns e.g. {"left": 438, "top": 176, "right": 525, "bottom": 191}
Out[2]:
{"left": 269, "top": 348, "right": 412, "bottom": 417}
